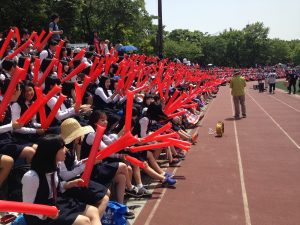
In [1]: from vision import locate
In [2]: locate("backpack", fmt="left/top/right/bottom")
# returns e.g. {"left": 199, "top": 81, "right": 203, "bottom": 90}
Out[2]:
{"left": 7, "top": 164, "right": 31, "bottom": 202}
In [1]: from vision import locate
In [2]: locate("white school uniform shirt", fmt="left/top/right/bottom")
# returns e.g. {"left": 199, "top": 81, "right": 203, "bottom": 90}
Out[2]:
{"left": 57, "top": 149, "right": 86, "bottom": 181}
{"left": 11, "top": 101, "right": 41, "bottom": 134}
{"left": 22, "top": 170, "right": 66, "bottom": 219}
{"left": 0, "top": 72, "right": 12, "bottom": 81}
{"left": 16, "top": 52, "right": 30, "bottom": 62}
{"left": 0, "top": 96, "right": 13, "bottom": 133}
{"left": 86, "top": 131, "right": 120, "bottom": 158}
{"left": 46, "top": 96, "right": 76, "bottom": 121}
{"left": 104, "top": 44, "right": 109, "bottom": 55}
{"left": 95, "top": 87, "right": 121, "bottom": 104}
{"left": 39, "top": 49, "right": 54, "bottom": 65}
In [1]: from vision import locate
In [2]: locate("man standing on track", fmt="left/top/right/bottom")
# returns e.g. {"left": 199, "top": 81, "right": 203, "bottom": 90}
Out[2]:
{"left": 288, "top": 70, "right": 297, "bottom": 94}
{"left": 230, "top": 69, "right": 247, "bottom": 118}
{"left": 268, "top": 69, "right": 277, "bottom": 94}
{"left": 257, "top": 69, "right": 263, "bottom": 84}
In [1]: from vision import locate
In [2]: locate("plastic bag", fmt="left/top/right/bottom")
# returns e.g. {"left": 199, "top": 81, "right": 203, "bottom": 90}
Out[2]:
{"left": 101, "top": 201, "right": 127, "bottom": 225}
{"left": 208, "top": 128, "right": 215, "bottom": 135}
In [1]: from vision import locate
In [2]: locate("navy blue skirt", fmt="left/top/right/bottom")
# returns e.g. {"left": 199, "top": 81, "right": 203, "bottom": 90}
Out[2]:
{"left": 127, "top": 151, "right": 147, "bottom": 162}
{"left": 0, "top": 140, "right": 28, "bottom": 161}
{"left": 90, "top": 160, "right": 119, "bottom": 185}
{"left": 63, "top": 179, "right": 108, "bottom": 205}
{"left": 24, "top": 194, "right": 86, "bottom": 225}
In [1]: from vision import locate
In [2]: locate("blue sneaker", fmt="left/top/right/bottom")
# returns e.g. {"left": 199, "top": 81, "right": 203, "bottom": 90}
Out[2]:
{"left": 162, "top": 177, "right": 177, "bottom": 185}
{"left": 164, "top": 172, "right": 174, "bottom": 178}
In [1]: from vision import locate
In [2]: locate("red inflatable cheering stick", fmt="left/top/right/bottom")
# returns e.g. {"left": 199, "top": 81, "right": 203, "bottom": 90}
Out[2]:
{"left": 74, "top": 82, "right": 82, "bottom": 113}
{"left": 142, "top": 122, "right": 172, "bottom": 143}
{"left": 167, "top": 110, "right": 185, "bottom": 120}
{"left": 6, "top": 39, "right": 33, "bottom": 59}
{"left": 61, "top": 62, "right": 86, "bottom": 83}
{"left": 33, "top": 30, "right": 46, "bottom": 48}
{"left": 0, "top": 200, "right": 58, "bottom": 216}
{"left": 124, "top": 155, "right": 145, "bottom": 169}
{"left": 80, "top": 76, "right": 93, "bottom": 99}
{"left": 37, "top": 31, "right": 53, "bottom": 51}
{"left": 18, "top": 85, "right": 61, "bottom": 124}
{"left": 0, "top": 29, "right": 14, "bottom": 56}
{"left": 20, "top": 57, "right": 31, "bottom": 81}
{"left": 79, "top": 124, "right": 106, "bottom": 187}
{"left": 0, "top": 67, "right": 24, "bottom": 121}
{"left": 41, "top": 93, "right": 67, "bottom": 129}
{"left": 124, "top": 90, "right": 134, "bottom": 132}
{"left": 37, "top": 58, "right": 58, "bottom": 86}
{"left": 96, "top": 132, "right": 139, "bottom": 160}
{"left": 14, "top": 27, "right": 21, "bottom": 45}
{"left": 129, "top": 142, "right": 171, "bottom": 153}
{"left": 32, "top": 58, "right": 41, "bottom": 83}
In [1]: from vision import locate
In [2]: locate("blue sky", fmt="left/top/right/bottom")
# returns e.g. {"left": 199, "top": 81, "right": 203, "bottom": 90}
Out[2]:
{"left": 144, "top": 0, "right": 300, "bottom": 41}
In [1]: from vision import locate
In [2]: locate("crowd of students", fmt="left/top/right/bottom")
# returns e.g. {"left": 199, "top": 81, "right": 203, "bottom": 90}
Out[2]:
{"left": 0, "top": 26, "right": 222, "bottom": 225}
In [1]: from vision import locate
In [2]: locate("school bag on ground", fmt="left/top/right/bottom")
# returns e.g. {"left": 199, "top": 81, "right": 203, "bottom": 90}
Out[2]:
{"left": 101, "top": 201, "right": 127, "bottom": 225}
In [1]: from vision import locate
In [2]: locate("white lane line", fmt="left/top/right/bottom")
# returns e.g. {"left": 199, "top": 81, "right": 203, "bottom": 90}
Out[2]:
{"left": 267, "top": 94, "right": 300, "bottom": 113}
{"left": 247, "top": 92, "right": 300, "bottom": 150}
{"left": 145, "top": 98, "right": 215, "bottom": 225}
{"left": 230, "top": 92, "right": 251, "bottom": 225}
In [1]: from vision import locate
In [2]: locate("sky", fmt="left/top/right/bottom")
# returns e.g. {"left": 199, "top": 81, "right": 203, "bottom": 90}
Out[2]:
{"left": 144, "top": 0, "right": 300, "bottom": 41}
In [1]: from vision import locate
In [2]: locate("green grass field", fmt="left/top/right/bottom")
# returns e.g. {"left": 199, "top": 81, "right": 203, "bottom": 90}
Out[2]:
{"left": 275, "top": 81, "right": 300, "bottom": 95}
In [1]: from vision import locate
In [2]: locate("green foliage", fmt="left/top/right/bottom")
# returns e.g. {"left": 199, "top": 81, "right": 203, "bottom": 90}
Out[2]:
{"left": 163, "top": 29, "right": 203, "bottom": 62}
{"left": 293, "top": 43, "right": 300, "bottom": 66}
{"left": 0, "top": 2, "right": 298, "bottom": 67}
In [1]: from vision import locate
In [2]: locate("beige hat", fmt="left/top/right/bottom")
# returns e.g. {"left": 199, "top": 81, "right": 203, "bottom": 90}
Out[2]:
{"left": 60, "top": 118, "right": 94, "bottom": 144}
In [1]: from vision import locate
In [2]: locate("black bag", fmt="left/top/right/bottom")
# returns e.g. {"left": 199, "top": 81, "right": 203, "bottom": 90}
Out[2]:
{"left": 259, "top": 82, "right": 264, "bottom": 92}
{"left": 7, "top": 164, "right": 31, "bottom": 202}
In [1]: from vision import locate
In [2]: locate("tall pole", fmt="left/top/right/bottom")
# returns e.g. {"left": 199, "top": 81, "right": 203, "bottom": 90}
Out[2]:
{"left": 158, "top": 0, "right": 163, "bottom": 52}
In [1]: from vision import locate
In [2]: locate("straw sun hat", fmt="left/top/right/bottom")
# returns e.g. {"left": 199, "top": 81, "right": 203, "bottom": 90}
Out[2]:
{"left": 60, "top": 118, "right": 94, "bottom": 144}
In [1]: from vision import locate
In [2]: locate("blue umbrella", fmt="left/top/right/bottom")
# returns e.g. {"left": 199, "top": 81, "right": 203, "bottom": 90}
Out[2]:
{"left": 117, "top": 46, "right": 138, "bottom": 51}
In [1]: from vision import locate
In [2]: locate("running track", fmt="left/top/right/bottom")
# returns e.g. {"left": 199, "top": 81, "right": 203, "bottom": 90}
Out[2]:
{"left": 134, "top": 81, "right": 300, "bottom": 225}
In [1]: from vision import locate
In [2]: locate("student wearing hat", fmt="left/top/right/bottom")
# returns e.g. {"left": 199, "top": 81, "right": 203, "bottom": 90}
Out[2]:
{"left": 230, "top": 69, "right": 247, "bottom": 118}
{"left": 59, "top": 118, "right": 110, "bottom": 219}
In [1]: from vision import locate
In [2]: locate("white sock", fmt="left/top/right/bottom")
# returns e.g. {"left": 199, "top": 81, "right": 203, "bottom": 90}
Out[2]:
{"left": 137, "top": 183, "right": 143, "bottom": 189}
{"left": 129, "top": 186, "right": 134, "bottom": 191}
{"left": 162, "top": 177, "right": 167, "bottom": 182}
{"left": 161, "top": 172, "right": 165, "bottom": 176}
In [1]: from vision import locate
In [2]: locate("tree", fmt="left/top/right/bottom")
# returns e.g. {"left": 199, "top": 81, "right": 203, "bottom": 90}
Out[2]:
{"left": 269, "top": 38, "right": 291, "bottom": 64}
{"left": 163, "top": 29, "right": 203, "bottom": 62}
{"left": 292, "top": 43, "right": 300, "bottom": 66}
{"left": 241, "top": 22, "right": 270, "bottom": 67}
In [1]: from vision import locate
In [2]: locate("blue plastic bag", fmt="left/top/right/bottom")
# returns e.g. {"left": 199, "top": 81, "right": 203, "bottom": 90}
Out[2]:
{"left": 101, "top": 201, "right": 127, "bottom": 225}
{"left": 11, "top": 214, "right": 27, "bottom": 225}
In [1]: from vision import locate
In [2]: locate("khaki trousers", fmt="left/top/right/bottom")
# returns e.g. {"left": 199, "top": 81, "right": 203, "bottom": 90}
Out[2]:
{"left": 233, "top": 95, "right": 246, "bottom": 116}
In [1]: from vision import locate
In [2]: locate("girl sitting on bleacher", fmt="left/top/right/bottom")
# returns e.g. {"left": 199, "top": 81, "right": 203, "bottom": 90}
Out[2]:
{"left": 22, "top": 134, "right": 101, "bottom": 225}
{"left": 0, "top": 79, "right": 36, "bottom": 167}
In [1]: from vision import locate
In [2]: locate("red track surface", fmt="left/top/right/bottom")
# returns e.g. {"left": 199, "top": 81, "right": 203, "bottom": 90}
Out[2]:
{"left": 134, "top": 81, "right": 300, "bottom": 225}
